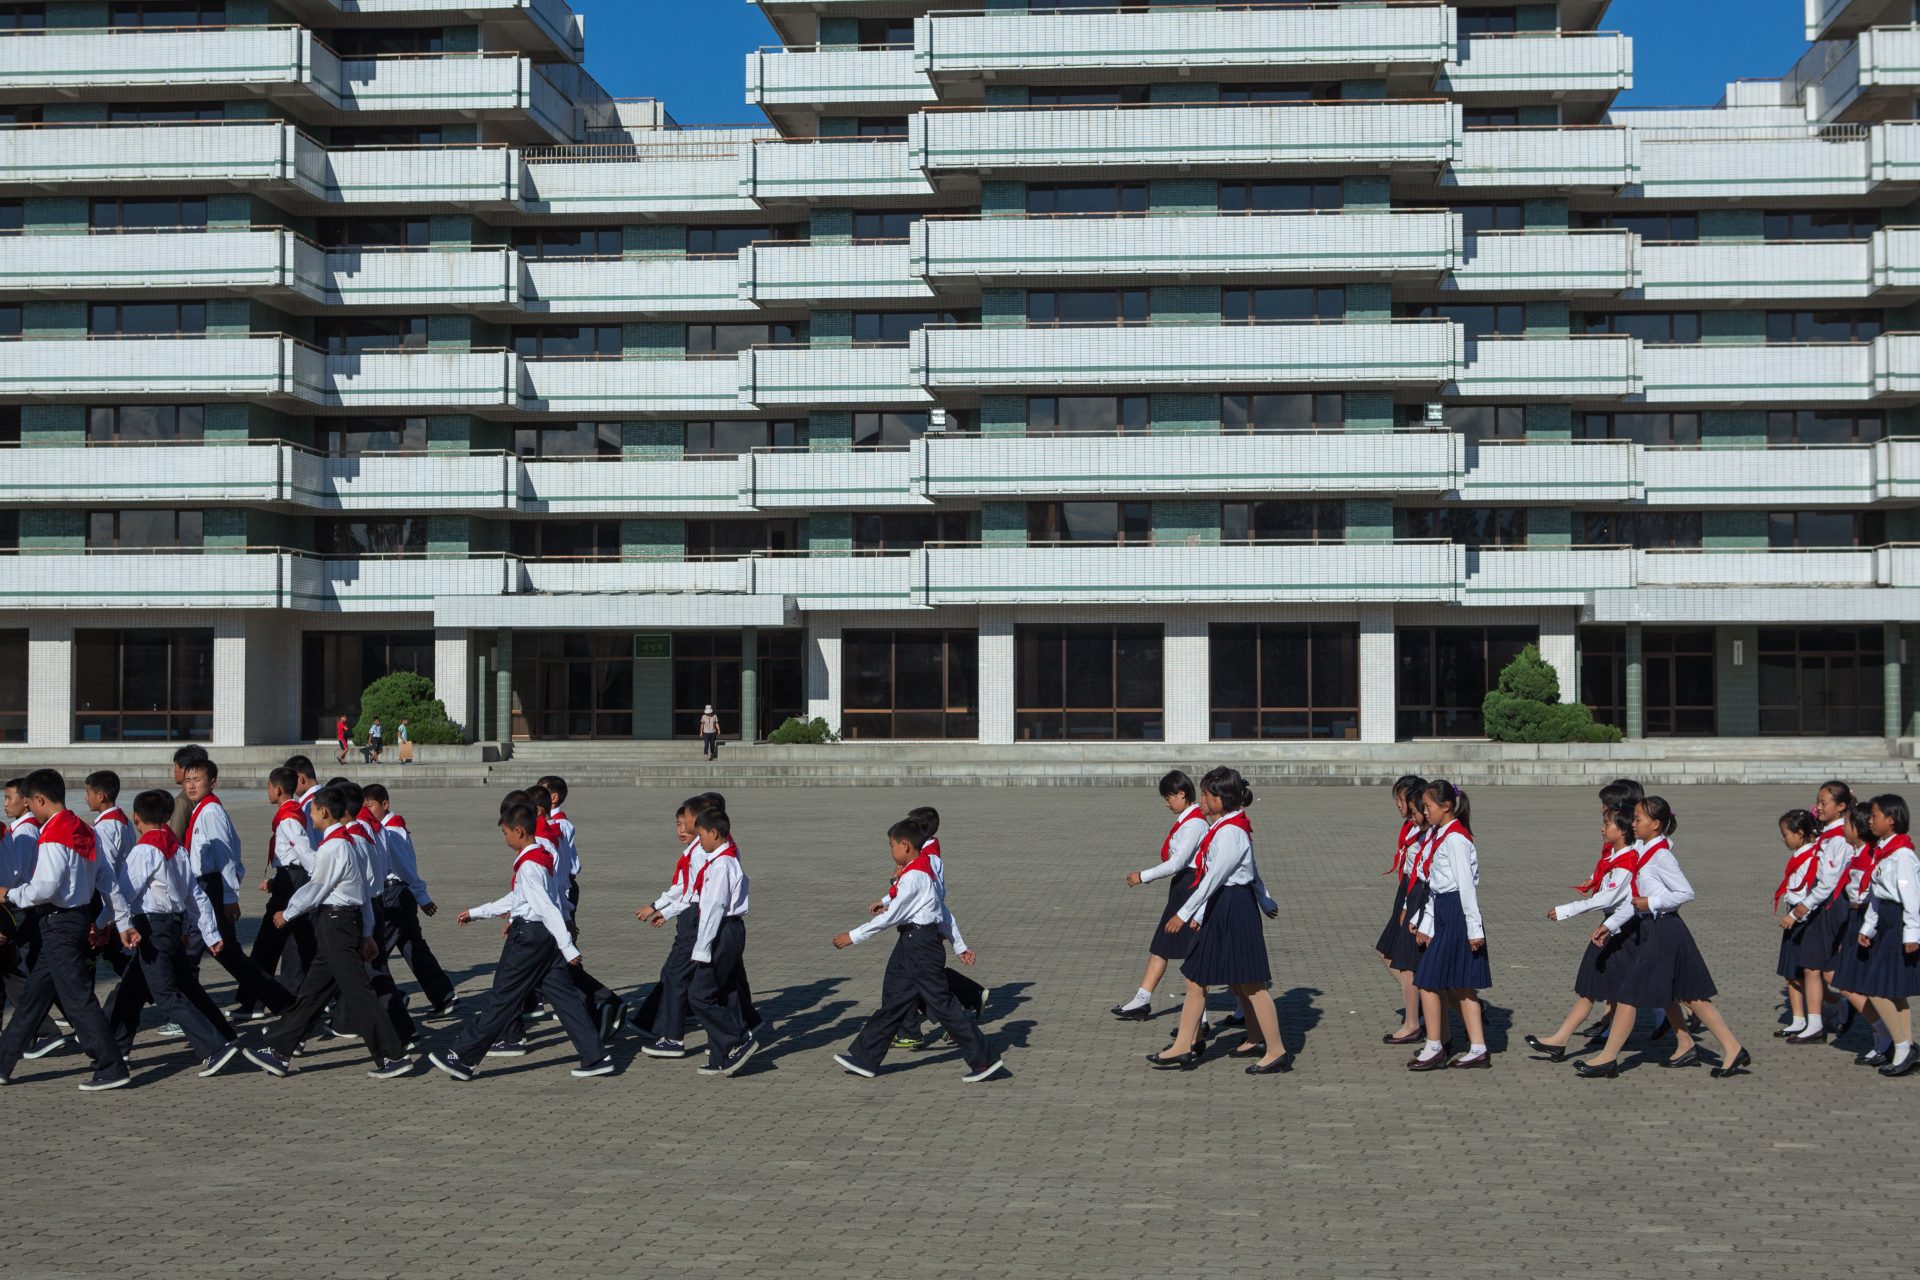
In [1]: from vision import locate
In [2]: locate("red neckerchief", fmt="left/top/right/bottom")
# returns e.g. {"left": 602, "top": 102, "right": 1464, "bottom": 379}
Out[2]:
{"left": 669, "top": 839, "right": 697, "bottom": 893}
{"left": 1866, "top": 834, "right": 1914, "bottom": 885}
{"left": 1628, "top": 837, "right": 1670, "bottom": 897}
{"left": 1190, "top": 812, "right": 1253, "bottom": 888}
{"left": 1774, "top": 844, "right": 1821, "bottom": 908}
{"left": 382, "top": 813, "right": 407, "bottom": 831}
{"left": 184, "top": 793, "right": 221, "bottom": 848}
{"left": 1576, "top": 841, "right": 1634, "bottom": 895}
{"left": 511, "top": 842, "right": 554, "bottom": 886}
{"left": 888, "top": 850, "right": 937, "bottom": 899}
{"left": 692, "top": 841, "right": 739, "bottom": 894}
{"left": 95, "top": 807, "right": 128, "bottom": 828}
{"left": 39, "top": 810, "right": 96, "bottom": 861}
{"left": 1386, "top": 818, "right": 1418, "bottom": 877}
{"left": 1416, "top": 819, "right": 1469, "bottom": 883}
{"left": 1158, "top": 807, "right": 1204, "bottom": 864}
{"left": 137, "top": 828, "right": 182, "bottom": 861}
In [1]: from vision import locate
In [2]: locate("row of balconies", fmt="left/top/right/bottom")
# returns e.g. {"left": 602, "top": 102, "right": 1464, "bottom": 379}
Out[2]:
{"left": 1807, "top": 0, "right": 1912, "bottom": 42}
{"left": 1803, "top": 25, "right": 1920, "bottom": 124}
{"left": 9, "top": 115, "right": 1920, "bottom": 211}
{"left": 5, "top": 329, "right": 1920, "bottom": 410}
{"left": 2, "top": 542, "right": 1914, "bottom": 614}
{"left": 269, "top": 0, "right": 583, "bottom": 61}
{"left": 6, "top": 435, "right": 1916, "bottom": 514}
{"left": 13, "top": 221, "right": 1920, "bottom": 311}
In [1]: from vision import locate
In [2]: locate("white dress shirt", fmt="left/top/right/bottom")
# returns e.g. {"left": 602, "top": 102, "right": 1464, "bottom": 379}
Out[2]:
{"left": 1410, "top": 826, "right": 1483, "bottom": 941}
{"left": 283, "top": 825, "right": 374, "bottom": 936}
{"left": 652, "top": 839, "right": 701, "bottom": 919}
{"left": 91, "top": 809, "right": 133, "bottom": 929}
{"left": 380, "top": 814, "right": 432, "bottom": 905}
{"left": 1856, "top": 838, "right": 1920, "bottom": 945}
{"left": 552, "top": 810, "right": 581, "bottom": 879}
{"left": 467, "top": 846, "right": 579, "bottom": 963}
{"left": 272, "top": 807, "right": 314, "bottom": 875}
{"left": 1787, "top": 824, "right": 1852, "bottom": 914}
{"left": 1176, "top": 813, "right": 1270, "bottom": 926}
{"left": 185, "top": 797, "right": 244, "bottom": 905}
{"left": 4, "top": 815, "right": 40, "bottom": 890}
{"left": 1602, "top": 839, "right": 1695, "bottom": 934}
{"left": 297, "top": 784, "right": 323, "bottom": 844}
{"left": 850, "top": 858, "right": 969, "bottom": 953}
{"left": 691, "top": 842, "right": 749, "bottom": 964}
{"left": 7, "top": 811, "right": 98, "bottom": 911}
{"left": 108, "top": 832, "right": 223, "bottom": 948}
{"left": 1553, "top": 858, "right": 1634, "bottom": 922}
{"left": 1138, "top": 805, "right": 1206, "bottom": 884}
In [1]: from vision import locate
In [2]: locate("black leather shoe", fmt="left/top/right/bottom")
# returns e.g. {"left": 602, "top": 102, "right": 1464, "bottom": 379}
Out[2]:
{"left": 1879, "top": 1051, "right": 1919, "bottom": 1078}
{"left": 1576, "top": 1017, "right": 1609, "bottom": 1039}
{"left": 1110, "top": 1004, "right": 1151, "bottom": 1022}
{"left": 1856, "top": 1048, "right": 1890, "bottom": 1067}
{"left": 1447, "top": 1051, "right": 1491, "bottom": 1070}
{"left": 1147, "top": 1047, "right": 1203, "bottom": 1071}
{"left": 1659, "top": 1047, "right": 1702, "bottom": 1069}
{"left": 1245, "top": 1054, "right": 1293, "bottom": 1075}
{"left": 1524, "top": 1035, "right": 1568, "bottom": 1063}
{"left": 1408, "top": 1039, "right": 1454, "bottom": 1068}
{"left": 1228, "top": 1041, "right": 1267, "bottom": 1059}
{"left": 1573, "top": 1059, "right": 1619, "bottom": 1079}
{"left": 1786, "top": 1028, "right": 1828, "bottom": 1045}
{"left": 1772, "top": 1025, "right": 1799, "bottom": 1038}
{"left": 1382, "top": 1027, "right": 1424, "bottom": 1045}
{"left": 1710, "top": 1048, "right": 1752, "bottom": 1079}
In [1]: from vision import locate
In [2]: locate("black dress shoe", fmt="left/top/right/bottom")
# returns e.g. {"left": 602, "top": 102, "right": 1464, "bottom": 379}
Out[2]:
{"left": 1856, "top": 1048, "right": 1890, "bottom": 1067}
{"left": 1245, "top": 1054, "right": 1293, "bottom": 1075}
{"left": 1786, "top": 1028, "right": 1828, "bottom": 1045}
{"left": 1576, "top": 1017, "right": 1609, "bottom": 1039}
{"left": 1573, "top": 1059, "right": 1619, "bottom": 1078}
{"left": 1382, "top": 1027, "right": 1424, "bottom": 1046}
{"left": 1524, "top": 1035, "right": 1568, "bottom": 1063}
{"left": 1878, "top": 1050, "right": 1919, "bottom": 1078}
{"left": 1659, "top": 1047, "right": 1702, "bottom": 1069}
{"left": 1147, "top": 1047, "right": 1203, "bottom": 1071}
{"left": 1772, "top": 1025, "right": 1799, "bottom": 1038}
{"left": 1447, "top": 1051, "right": 1491, "bottom": 1070}
{"left": 1229, "top": 1041, "right": 1267, "bottom": 1059}
{"left": 1110, "top": 1004, "right": 1151, "bottom": 1022}
{"left": 1408, "top": 1048, "right": 1452, "bottom": 1072}
{"left": 1710, "top": 1048, "right": 1752, "bottom": 1079}
{"left": 1407, "top": 1039, "right": 1454, "bottom": 1068}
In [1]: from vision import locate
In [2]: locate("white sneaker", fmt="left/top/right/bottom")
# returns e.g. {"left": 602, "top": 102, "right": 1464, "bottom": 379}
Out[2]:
{"left": 962, "top": 1058, "right": 1007, "bottom": 1083}
{"left": 154, "top": 1023, "right": 186, "bottom": 1039}
{"left": 833, "top": 1053, "right": 876, "bottom": 1078}
{"left": 570, "top": 1058, "right": 616, "bottom": 1078}
{"left": 22, "top": 1035, "right": 70, "bottom": 1060}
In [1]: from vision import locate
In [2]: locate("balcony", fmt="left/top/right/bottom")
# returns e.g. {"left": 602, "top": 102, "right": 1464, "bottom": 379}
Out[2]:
{"left": 1461, "top": 547, "right": 1635, "bottom": 605}
{"left": 0, "top": 335, "right": 294, "bottom": 399}
{"left": 919, "top": 430, "right": 1462, "bottom": 499}
{"left": 1448, "top": 125, "right": 1632, "bottom": 190}
{"left": 744, "top": 46, "right": 934, "bottom": 118}
{"left": 288, "top": 451, "right": 519, "bottom": 511}
{"left": 317, "top": 51, "right": 576, "bottom": 141}
{"left": 520, "top": 144, "right": 760, "bottom": 217}
{"left": 1886, "top": 437, "right": 1920, "bottom": 498}
{"left": 1639, "top": 238, "right": 1875, "bottom": 302}
{"left": 312, "top": 245, "right": 522, "bottom": 311}
{"left": 519, "top": 356, "right": 742, "bottom": 416}
{"left": 295, "top": 346, "right": 519, "bottom": 409}
{"left": 914, "top": 321, "right": 1460, "bottom": 393}
{"left": 520, "top": 456, "right": 746, "bottom": 516}
{"left": 1443, "top": 33, "right": 1633, "bottom": 102}
{"left": 1448, "top": 229, "right": 1635, "bottom": 295}
{"left": 318, "top": 143, "right": 520, "bottom": 207}
{"left": 1642, "top": 444, "right": 1882, "bottom": 507}
{"left": 1872, "top": 330, "right": 1920, "bottom": 395}
{"left": 919, "top": 542, "right": 1462, "bottom": 606}
{"left": 520, "top": 557, "right": 754, "bottom": 596}
{"left": 0, "top": 120, "right": 307, "bottom": 191}
{"left": 0, "top": 25, "right": 309, "bottom": 96}
{"left": 1872, "top": 225, "right": 1920, "bottom": 292}
{"left": 737, "top": 242, "right": 933, "bottom": 305}
{"left": 744, "top": 448, "right": 921, "bottom": 509}
{"left": 292, "top": 553, "right": 517, "bottom": 611}
{"left": 299, "top": 0, "right": 585, "bottom": 61}
{"left": 521, "top": 256, "right": 751, "bottom": 316}
{"left": 1872, "top": 120, "right": 1920, "bottom": 186}
{"left": 914, "top": 211, "right": 1461, "bottom": 285}
{"left": 1459, "top": 441, "right": 1637, "bottom": 503}
{"left": 1637, "top": 547, "right": 1880, "bottom": 588}
{"left": 740, "top": 137, "right": 933, "bottom": 202}
{"left": 754, "top": 551, "right": 921, "bottom": 609}
{"left": 738, "top": 345, "right": 929, "bottom": 409}
{"left": 1452, "top": 335, "right": 1637, "bottom": 399}
{"left": 1638, "top": 127, "right": 1872, "bottom": 201}
{"left": 1638, "top": 342, "right": 1873, "bottom": 404}
{"left": 1806, "top": 0, "right": 1916, "bottom": 42}
{"left": 0, "top": 443, "right": 289, "bottom": 506}
{"left": 915, "top": 3, "right": 1455, "bottom": 77}
{"left": 910, "top": 101, "right": 1460, "bottom": 174}
{"left": 0, "top": 551, "right": 292, "bottom": 611}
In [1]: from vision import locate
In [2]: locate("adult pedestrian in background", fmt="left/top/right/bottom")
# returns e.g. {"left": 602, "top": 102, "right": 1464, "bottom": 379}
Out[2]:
{"left": 336, "top": 715, "right": 351, "bottom": 766}
{"left": 700, "top": 705, "right": 721, "bottom": 761}
{"left": 368, "top": 718, "right": 385, "bottom": 765}
{"left": 396, "top": 719, "right": 413, "bottom": 766}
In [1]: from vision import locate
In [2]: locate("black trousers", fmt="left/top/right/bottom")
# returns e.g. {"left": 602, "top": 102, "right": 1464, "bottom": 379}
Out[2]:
{"left": 906, "top": 967, "right": 986, "bottom": 1034}
{"left": 454, "top": 920, "right": 603, "bottom": 1068}
{"left": 632, "top": 908, "right": 760, "bottom": 1042}
{"left": 263, "top": 907, "right": 405, "bottom": 1063}
{"left": 687, "top": 915, "right": 751, "bottom": 1066}
{"left": 377, "top": 883, "right": 455, "bottom": 1011}
{"left": 110, "top": 912, "right": 231, "bottom": 1060}
{"left": 848, "top": 924, "right": 993, "bottom": 1074}
{"left": 364, "top": 898, "right": 417, "bottom": 1045}
{"left": 1, "top": 911, "right": 65, "bottom": 1043}
{"left": 0, "top": 908, "right": 128, "bottom": 1079}
{"left": 702, "top": 732, "right": 718, "bottom": 760}
{"left": 187, "top": 873, "right": 294, "bottom": 1014}
{"left": 249, "top": 866, "right": 315, "bottom": 997}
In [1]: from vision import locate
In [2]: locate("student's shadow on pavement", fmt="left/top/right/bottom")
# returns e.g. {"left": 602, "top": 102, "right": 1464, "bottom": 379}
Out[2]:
{"left": 1275, "top": 986, "right": 1324, "bottom": 1057}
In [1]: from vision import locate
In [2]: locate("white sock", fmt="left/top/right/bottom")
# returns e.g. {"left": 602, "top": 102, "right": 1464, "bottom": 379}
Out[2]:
{"left": 1118, "top": 991, "right": 1150, "bottom": 1012}
{"left": 1894, "top": 1042, "right": 1915, "bottom": 1066}
{"left": 1420, "top": 1039, "right": 1443, "bottom": 1059}
{"left": 1466, "top": 1043, "right": 1487, "bottom": 1057}
{"left": 1784, "top": 1016, "right": 1806, "bottom": 1034}
{"left": 1135, "top": 987, "right": 1153, "bottom": 1004}
{"left": 1874, "top": 1022, "right": 1894, "bottom": 1052}
{"left": 1802, "top": 1014, "right": 1823, "bottom": 1034}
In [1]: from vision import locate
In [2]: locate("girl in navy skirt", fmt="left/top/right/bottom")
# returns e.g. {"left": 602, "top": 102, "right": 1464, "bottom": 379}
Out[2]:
{"left": 1777, "top": 781, "right": 1859, "bottom": 1044}
{"left": 1525, "top": 804, "right": 1638, "bottom": 1062}
{"left": 1828, "top": 802, "right": 1893, "bottom": 1063}
{"left": 1771, "top": 809, "right": 1827, "bottom": 1039}
{"left": 1147, "top": 767, "right": 1288, "bottom": 1075}
{"left": 1114, "top": 770, "right": 1209, "bottom": 1021}
{"left": 1842, "top": 794, "right": 1919, "bottom": 1077}
{"left": 1576, "top": 797, "right": 1749, "bottom": 1079}
{"left": 1408, "top": 780, "right": 1490, "bottom": 1072}
{"left": 1376, "top": 775, "right": 1427, "bottom": 1046}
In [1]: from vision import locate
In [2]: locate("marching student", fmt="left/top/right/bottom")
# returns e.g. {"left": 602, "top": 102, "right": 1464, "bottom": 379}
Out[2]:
{"left": 535, "top": 775, "right": 581, "bottom": 913}
{"left": 181, "top": 759, "right": 293, "bottom": 1018}
{"left": 1374, "top": 774, "right": 1428, "bottom": 1045}
{"left": 427, "top": 803, "right": 612, "bottom": 1081}
{"left": 85, "top": 771, "right": 133, "bottom": 980}
{"left": 1525, "top": 804, "right": 1638, "bottom": 1061}
{"left": 1829, "top": 802, "right": 1893, "bottom": 1063}
{"left": 364, "top": 784, "right": 457, "bottom": 1016}
{"left": 631, "top": 792, "right": 725, "bottom": 1058}
{"left": 1840, "top": 794, "right": 1918, "bottom": 1077}
{"left": 0, "top": 769, "right": 132, "bottom": 1090}
{"left": 833, "top": 817, "right": 1005, "bottom": 1083}
{"left": 1772, "top": 809, "right": 1827, "bottom": 1040}
{"left": 1781, "top": 780, "right": 1859, "bottom": 1043}
{"left": 1, "top": 777, "right": 46, "bottom": 1042}
{"left": 1115, "top": 771, "right": 1209, "bottom": 1022}
{"left": 890, "top": 805, "right": 985, "bottom": 1049}
{"left": 100, "top": 789, "right": 242, "bottom": 1079}
{"left": 242, "top": 786, "right": 411, "bottom": 1080}
{"left": 684, "top": 807, "right": 759, "bottom": 1077}
{"left": 1407, "top": 780, "right": 1492, "bottom": 1072}
{"left": 329, "top": 777, "right": 415, "bottom": 1048}
{"left": 240, "top": 767, "right": 316, "bottom": 1020}
{"left": 1146, "top": 767, "right": 1290, "bottom": 1076}
{"left": 526, "top": 783, "right": 622, "bottom": 1042}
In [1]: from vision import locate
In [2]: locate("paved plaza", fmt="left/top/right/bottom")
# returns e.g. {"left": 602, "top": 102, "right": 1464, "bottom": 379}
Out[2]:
{"left": 8, "top": 780, "right": 1915, "bottom": 1278}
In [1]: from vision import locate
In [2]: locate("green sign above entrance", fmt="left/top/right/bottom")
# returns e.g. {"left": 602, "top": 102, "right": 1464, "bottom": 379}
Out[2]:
{"left": 634, "top": 634, "right": 673, "bottom": 661}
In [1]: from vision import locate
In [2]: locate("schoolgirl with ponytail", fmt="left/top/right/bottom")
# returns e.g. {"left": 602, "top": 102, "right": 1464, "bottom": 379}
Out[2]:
{"left": 1375, "top": 775, "right": 1428, "bottom": 1045}
{"left": 1407, "top": 780, "right": 1492, "bottom": 1071}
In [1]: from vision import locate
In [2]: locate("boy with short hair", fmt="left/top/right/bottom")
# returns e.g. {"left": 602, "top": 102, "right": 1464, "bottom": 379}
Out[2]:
{"left": 181, "top": 759, "right": 292, "bottom": 1017}
{"left": 329, "top": 777, "right": 415, "bottom": 1048}
{"left": 166, "top": 746, "right": 208, "bottom": 841}
{"left": 364, "top": 783, "right": 456, "bottom": 1016}
{"left": 241, "top": 766, "right": 316, "bottom": 1019}
{"left": 685, "top": 808, "right": 758, "bottom": 1078}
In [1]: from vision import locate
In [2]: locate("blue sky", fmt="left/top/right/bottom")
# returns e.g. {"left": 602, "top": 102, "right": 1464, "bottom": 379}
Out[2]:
{"left": 587, "top": 1, "right": 1812, "bottom": 126}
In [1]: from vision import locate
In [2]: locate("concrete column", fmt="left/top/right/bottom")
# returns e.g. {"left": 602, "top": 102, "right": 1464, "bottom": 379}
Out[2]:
{"left": 1163, "top": 617, "right": 1210, "bottom": 743}
{"left": 239, "top": 614, "right": 300, "bottom": 745}
{"left": 493, "top": 631, "right": 513, "bottom": 743}
{"left": 741, "top": 627, "right": 760, "bottom": 742}
{"left": 211, "top": 616, "right": 247, "bottom": 747}
{"left": 1538, "top": 611, "right": 1577, "bottom": 701}
{"left": 1624, "top": 622, "right": 1645, "bottom": 741}
{"left": 978, "top": 608, "right": 1015, "bottom": 746}
{"left": 805, "top": 618, "right": 842, "bottom": 729}
{"left": 27, "top": 621, "right": 73, "bottom": 748}
{"left": 474, "top": 647, "right": 491, "bottom": 744}
{"left": 1357, "top": 605, "right": 1396, "bottom": 744}
{"left": 434, "top": 627, "right": 472, "bottom": 741}
{"left": 1885, "top": 621, "right": 1904, "bottom": 742}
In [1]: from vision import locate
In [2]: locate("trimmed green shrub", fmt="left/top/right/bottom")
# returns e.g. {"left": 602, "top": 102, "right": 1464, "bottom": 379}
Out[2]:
{"left": 353, "top": 671, "right": 465, "bottom": 745}
{"left": 1482, "top": 644, "right": 1623, "bottom": 744}
{"left": 766, "top": 716, "right": 840, "bottom": 745}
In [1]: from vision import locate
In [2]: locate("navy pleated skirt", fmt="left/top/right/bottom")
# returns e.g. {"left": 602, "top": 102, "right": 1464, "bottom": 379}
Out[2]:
{"left": 1829, "top": 904, "right": 1874, "bottom": 994}
{"left": 1149, "top": 872, "right": 1199, "bottom": 961}
{"left": 1575, "top": 918, "right": 1636, "bottom": 1003}
{"left": 1616, "top": 912, "right": 1717, "bottom": 1007}
{"left": 1180, "top": 883, "right": 1271, "bottom": 988}
{"left": 1384, "top": 881, "right": 1428, "bottom": 973}
{"left": 1776, "top": 912, "right": 1814, "bottom": 981}
{"left": 1413, "top": 890, "right": 1491, "bottom": 993}
{"left": 1373, "top": 880, "right": 1409, "bottom": 960}
{"left": 1794, "top": 899, "right": 1852, "bottom": 972}
{"left": 1841, "top": 898, "right": 1920, "bottom": 999}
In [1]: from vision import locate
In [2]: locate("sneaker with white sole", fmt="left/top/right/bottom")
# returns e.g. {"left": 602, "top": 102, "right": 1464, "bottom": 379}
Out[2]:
{"left": 570, "top": 1057, "right": 616, "bottom": 1078}
{"left": 367, "top": 1057, "right": 413, "bottom": 1079}
{"left": 243, "top": 1047, "right": 290, "bottom": 1077}
{"left": 22, "top": 1034, "right": 70, "bottom": 1060}
{"left": 640, "top": 1037, "right": 688, "bottom": 1059}
{"left": 962, "top": 1058, "right": 1007, "bottom": 1083}
{"left": 430, "top": 995, "right": 460, "bottom": 1018}
{"left": 488, "top": 1039, "right": 528, "bottom": 1057}
{"left": 198, "top": 1043, "right": 242, "bottom": 1078}
{"left": 79, "top": 1065, "right": 132, "bottom": 1091}
{"left": 428, "top": 1050, "right": 474, "bottom": 1081}
{"left": 975, "top": 988, "right": 991, "bottom": 1019}
{"left": 833, "top": 1053, "right": 876, "bottom": 1079}
{"left": 720, "top": 1034, "right": 760, "bottom": 1077}
{"left": 154, "top": 1023, "right": 186, "bottom": 1040}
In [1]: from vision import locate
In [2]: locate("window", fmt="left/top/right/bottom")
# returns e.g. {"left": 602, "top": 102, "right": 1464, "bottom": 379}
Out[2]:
{"left": 0, "top": 510, "right": 14, "bottom": 549}
{"left": 86, "top": 510, "right": 202, "bottom": 549}
{"left": 109, "top": 1, "right": 226, "bottom": 24}
{"left": 685, "top": 224, "right": 803, "bottom": 258}
{"left": 512, "top": 226, "right": 621, "bottom": 259}
{"left": 1577, "top": 511, "right": 1703, "bottom": 548}
{"left": 511, "top": 325, "right": 621, "bottom": 359}
{"left": 326, "top": 26, "right": 446, "bottom": 56}
{"left": 843, "top": 630, "right": 979, "bottom": 740}
{"left": 1764, "top": 209, "right": 1880, "bottom": 241}
{"left": 1446, "top": 405, "right": 1527, "bottom": 443}
{"left": 1464, "top": 107, "right": 1521, "bottom": 128}
{"left": 0, "top": 303, "right": 18, "bottom": 338}
{"left": 1222, "top": 500, "right": 1345, "bottom": 543}
{"left": 88, "top": 405, "right": 204, "bottom": 444}
{"left": 323, "top": 416, "right": 427, "bottom": 456}
{"left": 1016, "top": 624, "right": 1163, "bottom": 741}
{"left": 854, "top": 116, "right": 909, "bottom": 137}
{"left": 686, "top": 321, "right": 802, "bottom": 355}
{"left": 1210, "top": 622, "right": 1359, "bottom": 741}
{"left": 90, "top": 301, "right": 205, "bottom": 336}
{"left": 1766, "top": 409, "right": 1885, "bottom": 445}
{"left": 1403, "top": 302, "right": 1525, "bottom": 339}
{"left": 1453, "top": 202, "right": 1525, "bottom": 236}
{"left": 0, "top": 200, "right": 20, "bottom": 234}
{"left": 1576, "top": 210, "right": 1700, "bottom": 242}
{"left": 0, "top": 630, "right": 23, "bottom": 743}
{"left": 684, "top": 420, "right": 801, "bottom": 455}
{"left": 1396, "top": 624, "right": 1537, "bottom": 739}
{"left": 512, "top": 422, "right": 621, "bottom": 458}
{"left": 1581, "top": 311, "right": 1702, "bottom": 344}
{"left": 1219, "top": 81, "right": 1342, "bottom": 103}
{"left": 1218, "top": 179, "right": 1342, "bottom": 213}
{"left": 1027, "top": 290, "right": 1147, "bottom": 327}
{"left": 0, "top": 106, "right": 41, "bottom": 124}
{"left": 512, "top": 632, "right": 634, "bottom": 740}
{"left": 1395, "top": 507, "right": 1529, "bottom": 546}
{"left": 855, "top": 16, "right": 914, "bottom": 45}
{"left": 331, "top": 124, "right": 443, "bottom": 147}
{"left": 1582, "top": 627, "right": 1717, "bottom": 736}
{"left": 313, "top": 518, "right": 428, "bottom": 557}
{"left": 1025, "top": 181, "right": 1148, "bottom": 217}
{"left": 665, "top": 630, "right": 804, "bottom": 741}
{"left": 1029, "top": 85, "right": 1149, "bottom": 108}
{"left": 1767, "top": 310, "right": 1883, "bottom": 343}
{"left": 300, "top": 631, "right": 431, "bottom": 741}
{"left": 1224, "top": 286, "right": 1344, "bottom": 324}
{"left": 685, "top": 519, "right": 799, "bottom": 558}
{"left": 510, "top": 520, "right": 620, "bottom": 560}
{"left": 0, "top": 405, "right": 15, "bottom": 445}
{"left": 1757, "top": 627, "right": 1886, "bottom": 736}
{"left": 1223, "top": 392, "right": 1343, "bottom": 433}
{"left": 1579, "top": 412, "right": 1701, "bottom": 447}
{"left": 1029, "top": 395, "right": 1148, "bottom": 434}
{"left": 851, "top": 511, "right": 975, "bottom": 553}
{"left": 91, "top": 196, "right": 207, "bottom": 231}
{"left": 315, "top": 315, "right": 428, "bottom": 354}
{"left": 1028, "top": 501, "right": 1152, "bottom": 545}
{"left": 852, "top": 210, "right": 925, "bottom": 243}
{"left": 0, "top": 4, "right": 45, "bottom": 32}
{"left": 1768, "top": 510, "right": 1885, "bottom": 548}
{"left": 1457, "top": 6, "right": 1518, "bottom": 37}
{"left": 315, "top": 216, "right": 431, "bottom": 249}
{"left": 852, "top": 311, "right": 966, "bottom": 346}
{"left": 852, "top": 410, "right": 930, "bottom": 449}
{"left": 109, "top": 102, "right": 223, "bottom": 122}
{"left": 73, "top": 629, "right": 213, "bottom": 742}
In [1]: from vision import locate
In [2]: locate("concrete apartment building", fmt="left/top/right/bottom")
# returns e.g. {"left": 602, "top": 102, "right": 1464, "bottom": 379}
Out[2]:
{"left": 0, "top": 0, "right": 1915, "bottom": 750}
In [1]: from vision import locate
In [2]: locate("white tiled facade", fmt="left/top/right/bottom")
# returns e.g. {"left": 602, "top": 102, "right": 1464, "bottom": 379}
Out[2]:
{"left": 1, "top": 0, "right": 1916, "bottom": 747}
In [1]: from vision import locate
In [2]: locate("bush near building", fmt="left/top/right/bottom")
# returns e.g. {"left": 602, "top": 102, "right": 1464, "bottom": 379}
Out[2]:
{"left": 353, "top": 671, "right": 465, "bottom": 745}
{"left": 767, "top": 716, "right": 840, "bottom": 745}
{"left": 1482, "top": 645, "right": 1623, "bottom": 744}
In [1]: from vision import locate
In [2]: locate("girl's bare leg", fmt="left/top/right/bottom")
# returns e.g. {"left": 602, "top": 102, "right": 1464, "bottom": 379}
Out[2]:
{"left": 1235, "top": 983, "right": 1287, "bottom": 1067}
{"left": 1588, "top": 1001, "right": 1636, "bottom": 1067}
{"left": 1541, "top": 997, "right": 1594, "bottom": 1048}
{"left": 1152, "top": 981, "right": 1208, "bottom": 1059}
{"left": 1684, "top": 998, "right": 1743, "bottom": 1065}
{"left": 1392, "top": 967, "right": 1420, "bottom": 1035}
